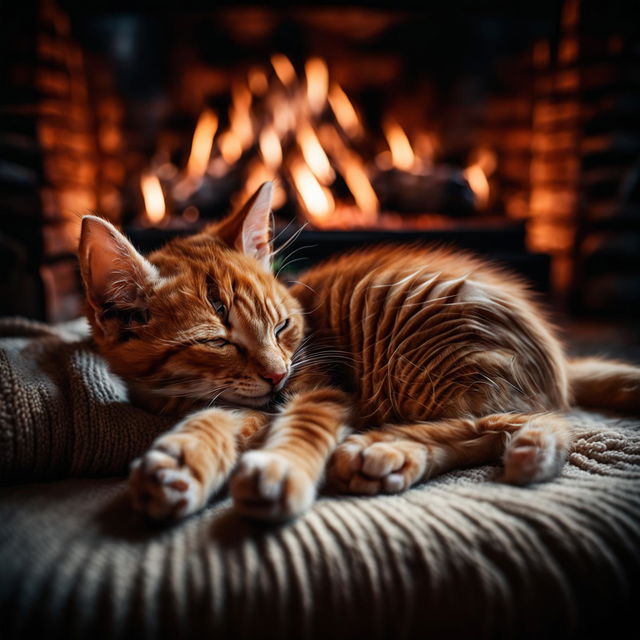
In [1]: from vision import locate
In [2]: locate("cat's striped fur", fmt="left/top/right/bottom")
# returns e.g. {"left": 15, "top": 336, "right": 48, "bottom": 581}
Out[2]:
{"left": 78, "top": 182, "right": 640, "bottom": 521}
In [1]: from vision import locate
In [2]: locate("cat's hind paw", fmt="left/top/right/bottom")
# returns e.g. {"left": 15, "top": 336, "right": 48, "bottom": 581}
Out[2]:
{"left": 328, "top": 435, "right": 428, "bottom": 495}
{"left": 502, "top": 426, "right": 567, "bottom": 485}
{"left": 230, "top": 450, "right": 315, "bottom": 521}
{"left": 129, "top": 442, "right": 205, "bottom": 521}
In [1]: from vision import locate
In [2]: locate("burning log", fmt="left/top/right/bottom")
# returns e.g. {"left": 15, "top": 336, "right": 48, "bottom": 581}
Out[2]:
{"left": 132, "top": 44, "right": 504, "bottom": 232}
{"left": 372, "top": 167, "right": 475, "bottom": 217}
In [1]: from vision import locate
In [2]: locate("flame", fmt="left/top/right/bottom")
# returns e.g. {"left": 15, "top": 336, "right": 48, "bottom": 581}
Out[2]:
{"left": 328, "top": 84, "right": 362, "bottom": 138}
{"left": 464, "top": 163, "right": 490, "bottom": 209}
{"left": 414, "top": 131, "right": 436, "bottom": 168}
{"left": 383, "top": 118, "right": 415, "bottom": 171}
{"left": 305, "top": 57, "right": 329, "bottom": 115}
{"left": 243, "top": 160, "right": 286, "bottom": 209}
{"left": 218, "top": 131, "right": 243, "bottom": 165}
{"left": 248, "top": 66, "right": 268, "bottom": 96}
{"left": 319, "top": 126, "right": 379, "bottom": 221}
{"left": 186, "top": 109, "right": 218, "bottom": 179}
{"left": 290, "top": 156, "right": 334, "bottom": 221}
{"left": 270, "top": 94, "right": 296, "bottom": 137}
{"left": 140, "top": 173, "right": 166, "bottom": 224}
{"left": 475, "top": 147, "right": 497, "bottom": 176}
{"left": 231, "top": 80, "right": 252, "bottom": 111}
{"left": 338, "top": 151, "right": 379, "bottom": 221}
{"left": 271, "top": 53, "right": 296, "bottom": 86}
{"left": 228, "top": 81, "right": 254, "bottom": 151}
{"left": 259, "top": 126, "right": 283, "bottom": 170}
{"left": 297, "top": 123, "right": 334, "bottom": 185}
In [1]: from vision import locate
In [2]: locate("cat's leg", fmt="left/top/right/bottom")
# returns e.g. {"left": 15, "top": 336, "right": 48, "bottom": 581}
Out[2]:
{"left": 129, "top": 408, "right": 268, "bottom": 520}
{"left": 328, "top": 412, "right": 572, "bottom": 495}
{"left": 230, "top": 388, "right": 351, "bottom": 521}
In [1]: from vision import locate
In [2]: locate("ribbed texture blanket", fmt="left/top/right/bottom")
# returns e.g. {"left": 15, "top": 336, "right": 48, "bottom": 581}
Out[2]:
{"left": 1, "top": 318, "right": 639, "bottom": 639}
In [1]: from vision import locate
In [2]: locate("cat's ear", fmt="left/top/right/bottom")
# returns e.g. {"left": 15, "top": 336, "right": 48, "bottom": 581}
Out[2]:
{"left": 78, "top": 216, "right": 157, "bottom": 331}
{"left": 213, "top": 182, "right": 273, "bottom": 270}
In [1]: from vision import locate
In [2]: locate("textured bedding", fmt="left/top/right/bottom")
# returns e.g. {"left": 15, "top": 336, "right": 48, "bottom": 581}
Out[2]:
{"left": 1, "top": 318, "right": 639, "bottom": 639}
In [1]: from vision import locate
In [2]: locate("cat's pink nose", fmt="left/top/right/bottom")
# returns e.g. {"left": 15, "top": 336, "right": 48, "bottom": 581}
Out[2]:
{"left": 263, "top": 371, "right": 286, "bottom": 386}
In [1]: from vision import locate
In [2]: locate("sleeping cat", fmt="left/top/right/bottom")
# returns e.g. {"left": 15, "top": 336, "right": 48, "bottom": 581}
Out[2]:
{"left": 78, "top": 181, "right": 640, "bottom": 521}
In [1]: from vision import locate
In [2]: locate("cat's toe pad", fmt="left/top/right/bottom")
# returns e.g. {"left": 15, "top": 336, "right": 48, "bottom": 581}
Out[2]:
{"left": 502, "top": 428, "right": 566, "bottom": 485}
{"left": 230, "top": 450, "right": 314, "bottom": 521}
{"left": 129, "top": 447, "right": 203, "bottom": 521}
{"left": 329, "top": 438, "right": 427, "bottom": 495}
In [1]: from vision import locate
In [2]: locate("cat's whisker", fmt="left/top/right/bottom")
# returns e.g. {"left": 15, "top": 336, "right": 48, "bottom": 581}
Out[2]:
{"left": 276, "top": 256, "right": 310, "bottom": 278}
{"left": 270, "top": 218, "right": 300, "bottom": 251}
{"left": 275, "top": 242, "right": 316, "bottom": 266}
{"left": 270, "top": 222, "right": 309, "bottom": 259}
{"left": 286, "top": 280, "right": 318, "bottom": 295}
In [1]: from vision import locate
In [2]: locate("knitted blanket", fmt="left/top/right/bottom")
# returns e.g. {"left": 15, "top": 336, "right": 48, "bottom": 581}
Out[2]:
{"left": 0, "top": 318, "right": 639, "bottom": 639}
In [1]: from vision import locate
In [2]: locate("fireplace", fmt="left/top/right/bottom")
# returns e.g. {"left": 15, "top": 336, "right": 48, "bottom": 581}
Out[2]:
{"left": 2, "top": 0, "right": 639, "bottom": 321}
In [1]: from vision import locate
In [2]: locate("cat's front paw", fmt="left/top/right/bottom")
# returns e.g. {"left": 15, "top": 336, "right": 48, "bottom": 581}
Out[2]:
{"left": 129, "top": 438, "right": 206, "bottom": 521}
{"left": 230, "top": 450, "right": 315, "bottom": 521}
{"left": 328, "top": 435, "right": 428, "bottom": 495}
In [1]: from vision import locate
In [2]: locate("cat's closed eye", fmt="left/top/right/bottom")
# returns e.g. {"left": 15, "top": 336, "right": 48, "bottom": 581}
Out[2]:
{"left": 210, "top": 300, "right": 226, "bottom": 319}
{"left": 191, "top": 338, "right": 232, "bottom": 349}
{"left": 275, "top": 318, "right": 289, "bottom": 337}
{"left": 206, "top": 275, "right": 228, "bottom": 321}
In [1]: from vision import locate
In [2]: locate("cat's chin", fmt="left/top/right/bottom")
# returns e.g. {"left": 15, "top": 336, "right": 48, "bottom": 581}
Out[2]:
{"left": 223, "top": 392, "right": 274, "bottom": 409}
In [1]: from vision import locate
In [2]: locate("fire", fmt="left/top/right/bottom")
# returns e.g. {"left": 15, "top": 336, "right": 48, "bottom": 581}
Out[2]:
{"left": 464, "top": 163, "right": 490, "bottom": 209}
{"left": 270, "top": 94, "right": 296, "bottom": 137}
{"left": 248, "top": 66, "right": 268, "bottom": 96}
{"left": 319, "top": 125, "right": 379, "bottom": 221}
{"left": 140, "top": 173, "right": 166, "bottom": 224}
{"left": 271, "top": 53, "right": 296, "bottom": 86}
{"left": 337, "top": 151, "right": 379, "bottom": 221}
{"left": 140, "top": 54, "right": 462, "bottom": 232}
{"left": 414, "top": 131, "right": 436, "bottom": 168}
{"left": 290, "top": 157, "right": 335, "bottom": 221}
{"left": 259, "top": 126, "right": 283, "bottom": 170}
{"left": 328, "top": 84, "right": 362, "bottom": 138}
{"left": 305, "top": 57, "right": 329, "bottom": 115}
{"left": 218, "top": 131, "right": 243, "bottom": 165}
{"left": 297, "top": 123, "right": 334, "bottom": 185}
{"left": 236, "top": 159, "right": 286, "bottom": 211}
{"left": 229, "top": 99, "right": 254, "bottom": 151}
{"left": 186, "top": 109, "right": 218, "bottom": 179}
{"left": 475, "top": 147, "right": 497, "bottom": 176}
{"left": 383, "top": 118, "right": 415, "bottom": 171}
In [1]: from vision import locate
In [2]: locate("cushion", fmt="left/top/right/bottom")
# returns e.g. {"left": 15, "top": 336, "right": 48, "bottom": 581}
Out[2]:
{"left": 0, "top": 317, "right": 170, "bottom": 480}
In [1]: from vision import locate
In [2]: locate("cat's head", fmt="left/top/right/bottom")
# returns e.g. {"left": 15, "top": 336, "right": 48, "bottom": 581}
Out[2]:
{"left": 78, "top": 182, "right": 304, "bottom": 408}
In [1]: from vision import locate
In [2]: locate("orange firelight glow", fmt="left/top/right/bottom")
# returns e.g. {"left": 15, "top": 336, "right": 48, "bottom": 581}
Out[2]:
{"left": 186, "top": 109, "right": 218, "bottom": 179}
{"left": 383, "top": 118, "right": 415, "bottom": 171}
{"left": 297, "top": 123, "right": 335, "bottom": 184}
{"left": 140, "top": 173, "right": 166, "bottom": 224}
{"left": 259, "top": 126, "right": 283, "bottom": 170}
{"left": 290, "top": 156, "right": 335, "bottom": 220}
{"left": 305, "top": 57, "right": 329, "bottom": 115}
{"left": 464, "top": 163, "right": 491, "bottom": 209}
{"left": 319, "top": 125, "right": 379, "bottom": 222}
{"left": 328, "top": 83, "right": 362, "bottom": 138}
{"left": 218, "top": 131, "right": 243, "bottom": 165}
{"left": 271, "top": 53, "right": 297, "bottom": 87}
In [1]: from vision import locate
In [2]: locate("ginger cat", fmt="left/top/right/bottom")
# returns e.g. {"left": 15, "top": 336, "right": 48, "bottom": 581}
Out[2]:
{"left": 78, "top": 182, "right": 640, "bottom": 521}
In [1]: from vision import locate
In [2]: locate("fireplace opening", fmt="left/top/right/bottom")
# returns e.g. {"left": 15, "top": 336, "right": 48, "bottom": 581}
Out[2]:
{"left": 1, "top": 0, "right": 639, "bottom": 331}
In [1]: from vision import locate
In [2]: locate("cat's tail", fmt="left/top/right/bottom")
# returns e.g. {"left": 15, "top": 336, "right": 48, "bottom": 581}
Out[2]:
{"left": 567, "top": 357, "right": 640, "bottom": 414}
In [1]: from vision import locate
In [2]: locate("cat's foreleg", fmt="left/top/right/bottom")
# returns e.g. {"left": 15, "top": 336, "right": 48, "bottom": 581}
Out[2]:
{"left": 129, "top": 408, "right": 268, "bottom": 520}
{"left": 230, "top": 388, "right": 352, "bottom": 521}
{"left": 328, "top": 412, "right": 573, "bottom": 495}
